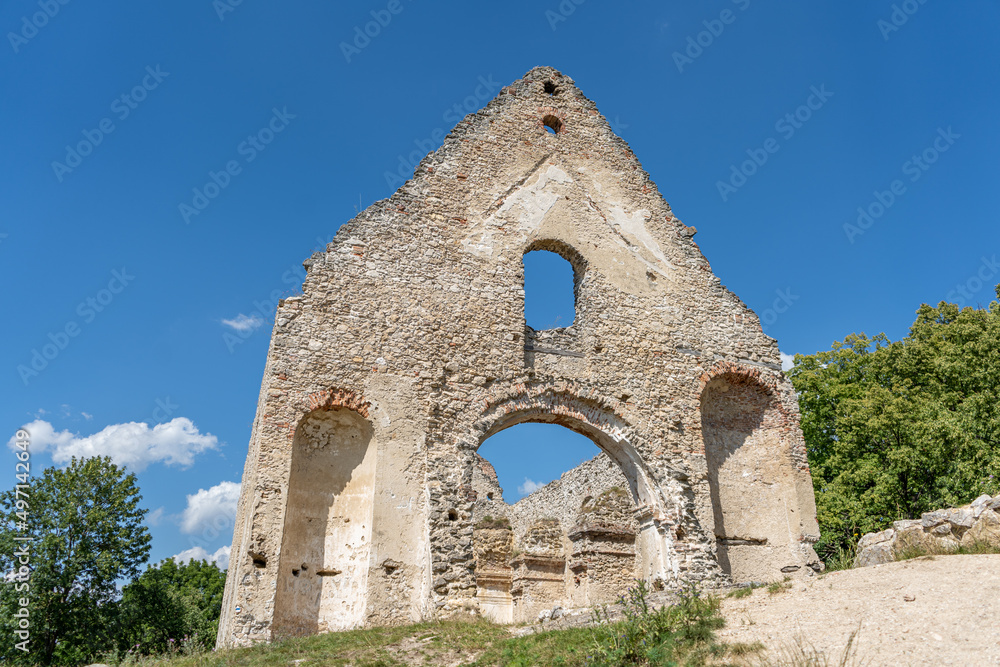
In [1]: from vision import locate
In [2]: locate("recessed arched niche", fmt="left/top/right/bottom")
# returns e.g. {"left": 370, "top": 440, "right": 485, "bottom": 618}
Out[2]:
{"left": 701, "top": 375, "right": 797, "bottom": 583}
{"left": 272, "top": 407, "right": 377, "bottom": 636}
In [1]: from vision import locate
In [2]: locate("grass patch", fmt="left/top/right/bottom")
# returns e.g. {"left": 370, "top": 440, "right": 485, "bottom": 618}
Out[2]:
{"left": 137, "top": 580, "right": 762, "bottom": 667}
{"left": 586, "top": 580, "right": 755, "bottom": 666}
{"left": 474, "top": 626, "right": 594, "bottom": 666}
{"left": 727, "top": 583, "right": 764, "bottom": 599}
{"left": 820, "top": 544, "right": 857, "bottom": 573}
{"left": 146, "top": 620, "right": 511, "bottom": 667}
{"left": 767, "top": 578, "right": 792, "bottom": 595}
{"left": 475, "top": 515, "right": 512, "bottom": 530}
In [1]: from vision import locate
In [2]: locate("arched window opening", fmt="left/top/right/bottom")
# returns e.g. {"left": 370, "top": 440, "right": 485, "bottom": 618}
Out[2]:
{"left": 473, "top": 423, "right": 639, "bottom": 623}
{"left": 523, "top": 250, "right": 576, "bottom": 330}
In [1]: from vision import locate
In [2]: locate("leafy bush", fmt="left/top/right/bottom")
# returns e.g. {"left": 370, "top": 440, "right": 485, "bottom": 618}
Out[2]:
{"left": 115, "top": 557, "right": 227, "bottom": 657}
{"left": 587, "top": 580, "right": 725, "bottom": 666}
{"left": 789, "top": 291, "right": 1000, "bottom": 562}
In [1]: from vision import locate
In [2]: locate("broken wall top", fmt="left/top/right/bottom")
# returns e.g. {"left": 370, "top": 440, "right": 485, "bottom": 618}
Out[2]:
{"left": 289, "top": 66, "right": 778, "bottom": 370}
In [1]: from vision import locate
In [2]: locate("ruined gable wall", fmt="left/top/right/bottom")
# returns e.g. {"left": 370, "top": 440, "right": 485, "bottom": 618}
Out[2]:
{"left": 219, "top": 66, "right": 818, "bottom": 647}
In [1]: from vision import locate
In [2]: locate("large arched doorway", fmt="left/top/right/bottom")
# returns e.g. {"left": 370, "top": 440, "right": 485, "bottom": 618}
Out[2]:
{"left": 272, "top": 407, "right": 377, "bottom": 636}
{"left": 467, "top": 398, "right": 679, "bottom": 622}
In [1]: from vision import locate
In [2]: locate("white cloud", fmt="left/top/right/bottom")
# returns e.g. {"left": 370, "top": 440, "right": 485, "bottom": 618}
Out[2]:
{"left": 7, "top": 418, "right": 218, "bottom": 472}
{"left": 780, "top": 352, "right": 795, "bottom": 372}
{"left": 180, "top": 481, "right": 241, "bottom": 535}
{"left": 9, "top": 419, "right": 75, "bottom": 454}
{"left": 518, "top": 478, "right": 545, "bottom": 496}
{"left": 172, "top": 545, "right": 230, "bottom": 569}
{"left": 221, "top": 313, "right": 264, "bottom": 332}
{"left": 147, "top": 507, "right": 165, "bottom": 527}
{"left": 81, "top": 412, "right": 93, "bottom": 421}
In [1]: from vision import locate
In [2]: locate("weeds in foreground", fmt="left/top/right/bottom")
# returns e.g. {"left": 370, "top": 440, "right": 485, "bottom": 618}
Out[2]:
{"left": 727, "top": 584, "right": 762, "bottom": 599}
{"left": 767, "top": 577, "right": 792, "bottom": 595}
{"left": 587, "top": 579, "right": 733, "bottom": 666}
{"left": 761, "top": 625, "right": 862, "bottom": 667}
{"left": 821, "top": 544, "right": 858, "bottom": 573}
{"left": 131, "top": 582, "right": 766, "bottom": 667}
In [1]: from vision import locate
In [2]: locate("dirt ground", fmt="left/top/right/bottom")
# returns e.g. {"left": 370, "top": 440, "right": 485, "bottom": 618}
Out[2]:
{"left": 717, "top": 554, "right": 1000, "bottom": 666}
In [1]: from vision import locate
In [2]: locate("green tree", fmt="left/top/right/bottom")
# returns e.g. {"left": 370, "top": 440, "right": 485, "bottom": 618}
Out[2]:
{"left": 789, "top": 288, "right": 1000, "bottom": 560}
{"left": 116, "top": 557, "right": 227, "bottom": 656}
{"left": 0, "top": 456, "right": 151, "bottom": 666}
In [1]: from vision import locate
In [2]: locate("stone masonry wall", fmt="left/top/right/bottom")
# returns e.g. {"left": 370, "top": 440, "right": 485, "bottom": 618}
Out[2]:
{"left": 855, "top": 494, "right": 1000, "bottom": 567}
{"left": 217, "top": 66, "right": 820, "bottom": 647}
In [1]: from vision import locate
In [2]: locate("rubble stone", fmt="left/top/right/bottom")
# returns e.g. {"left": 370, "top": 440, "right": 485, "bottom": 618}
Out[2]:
{"left": 216, "top": 66, "right": 820, "bottom": 647}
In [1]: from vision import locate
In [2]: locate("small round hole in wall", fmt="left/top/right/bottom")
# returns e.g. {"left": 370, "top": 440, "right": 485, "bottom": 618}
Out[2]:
{"left": 543, "top": 81, "right": 557, "bottom": 95}
{"left": 542, "top": 115, "right": 563, "bottom": 135}
{"left": 487, "top": 492, "right": 494, "bottom": 500}
{"left": 447, "top": 510, "right": 458, "bottom": 521}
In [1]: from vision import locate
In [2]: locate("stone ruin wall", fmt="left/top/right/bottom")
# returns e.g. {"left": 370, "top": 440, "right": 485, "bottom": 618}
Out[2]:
{"left": 855, "top": 494, "right": 1000, "bottom": 568}
{"left": 471, "top": 453, "right": 640, "bottom": 621}
{"left": 217, "top": 66, "right": 822, "bottom": 647}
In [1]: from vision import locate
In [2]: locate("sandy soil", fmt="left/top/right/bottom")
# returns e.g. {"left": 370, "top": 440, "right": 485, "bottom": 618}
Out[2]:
{"left": 717, "top": 554, "right": 1000, "bottom": 666}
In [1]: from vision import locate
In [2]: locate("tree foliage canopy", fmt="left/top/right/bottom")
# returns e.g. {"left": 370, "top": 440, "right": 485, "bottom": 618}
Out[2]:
{"left": 116, "top": 557, "right": 227, "bottom": 656}
{"left": 0, "top": 456, "right": 151, "bottom": 665}
{"left": 789, "top": 289, "right": 1000, "bottom": 558}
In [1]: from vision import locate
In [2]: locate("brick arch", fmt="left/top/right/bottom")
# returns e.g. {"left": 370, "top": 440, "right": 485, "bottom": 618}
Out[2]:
{"left": 700, "top": 360, "right": 778, "bottom": 396}
{"left": 301, "top": 386, "right": 371, "bottom": 418}
{"left": 698, "top": 360, "right": 793, "bottom": 426}
{"left": 523, "top": 238, "right": 589, "bottom": 279}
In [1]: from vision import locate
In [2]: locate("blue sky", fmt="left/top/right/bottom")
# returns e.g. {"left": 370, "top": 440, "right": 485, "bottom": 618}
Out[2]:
{"left": 2, "top": 1, "right": 998, "bottom": 569}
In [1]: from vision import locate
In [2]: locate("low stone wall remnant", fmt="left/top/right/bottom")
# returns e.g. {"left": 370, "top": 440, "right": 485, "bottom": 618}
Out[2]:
{"left": 855, "top": 494, "right": 1000, "bottom": 567}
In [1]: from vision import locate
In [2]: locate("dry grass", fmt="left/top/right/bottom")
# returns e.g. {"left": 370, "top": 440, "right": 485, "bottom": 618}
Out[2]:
{"left": 893, "top": 538, "right": 1000, "bottom": 563}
